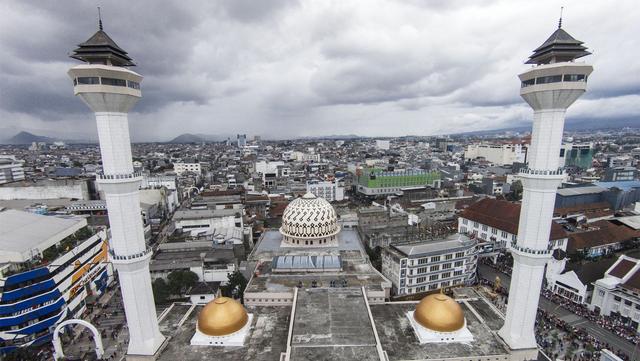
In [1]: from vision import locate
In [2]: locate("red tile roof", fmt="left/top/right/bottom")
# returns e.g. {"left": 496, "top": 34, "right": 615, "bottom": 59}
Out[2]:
{"left": 567, "top": 220, "right": 640, "bottom": 251}
{"left": 460, "top": 198, "right": 567, "bottom": 240}
{"left": 609, "top": 259, "right": 637, "bottom": 278}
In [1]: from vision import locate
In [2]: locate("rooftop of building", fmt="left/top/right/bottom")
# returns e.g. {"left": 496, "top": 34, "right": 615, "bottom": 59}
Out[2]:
{"left": 460, "top": 198, "right": 567, "bottom": 240}
{"left": 0, "top": 209, "right": 87, "bottom": 263}
{"left": 174, "top": 208, "right": 241, "bottom": 220}
{"left": 156, "top": 303, "right": 290, "bottom": 361}
{"left": 389, "top": 233, "right": 476, "bottom": 258}
{"left": 567, "top": 220, "right": 640, "bottom": 251}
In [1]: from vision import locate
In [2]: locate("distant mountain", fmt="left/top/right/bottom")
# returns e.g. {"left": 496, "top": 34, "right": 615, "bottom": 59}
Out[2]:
{"left": 168, "top": 133, "right": 229, "bottom": 143}
{"left": 6, "top": 131, "right": 56, "bottom": 144}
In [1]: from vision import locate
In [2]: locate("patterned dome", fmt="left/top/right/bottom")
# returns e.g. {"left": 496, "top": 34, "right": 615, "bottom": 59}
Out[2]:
{"left": 280, "top": 192, "right": 340, "bottom": 247}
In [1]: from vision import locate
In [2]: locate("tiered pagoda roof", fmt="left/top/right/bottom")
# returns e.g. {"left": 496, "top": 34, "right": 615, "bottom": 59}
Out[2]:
{"left": 526, "top": 26, "right": 590, "bottom": 65}
{"left": 70, "top": 22, "right": 135, "bottom": 66}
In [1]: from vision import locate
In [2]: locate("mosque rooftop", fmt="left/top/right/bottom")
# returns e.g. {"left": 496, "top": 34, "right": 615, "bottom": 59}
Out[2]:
{"left": 370, "top": 289, "right": 511, "bottom": 360}
{"left": 154, "top": 287, "right": 528, "bottom": 361}
{"left": 156, "top": 304, "right": 290, "bottom": 361}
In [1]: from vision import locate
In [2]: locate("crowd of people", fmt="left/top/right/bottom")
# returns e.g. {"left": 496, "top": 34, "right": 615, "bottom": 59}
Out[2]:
{"left": 536, "top": 308, "right": 632, "bottom": 361}
{"left": 541, "top": 288, "right": 640, "bottom": 344}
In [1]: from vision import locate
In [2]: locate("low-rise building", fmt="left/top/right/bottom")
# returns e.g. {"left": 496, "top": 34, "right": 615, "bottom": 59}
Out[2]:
{"left": 381, "top": 233, "right": 478, "bottom": 296}
{"left": 457, "top": 198, "right": 567, "bottom": 254}
{"left": 590, "top": 255, "right": 640, "bottom": 330}
{"left": 356, "top": 168, "right": 441, "bottom": 196}
{"left": 174, "top": 161, "right": 202, "bottom": 175}
{"left": 0, "top": 156, "right": 25, "bottom": 185}
{"left": 306, "top": 180, "right": 344, "bottom": 202}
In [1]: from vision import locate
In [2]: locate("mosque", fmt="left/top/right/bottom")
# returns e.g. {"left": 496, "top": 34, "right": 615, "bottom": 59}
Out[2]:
{"left": 65, "top": 10, "right": 592, "bottom": 361}
{"left": 154, "top": 193, "right": 524, "bottom": 361}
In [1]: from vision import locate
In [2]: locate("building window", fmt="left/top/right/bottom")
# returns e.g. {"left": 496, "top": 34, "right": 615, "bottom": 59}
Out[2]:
{"left": 418, "top": 258, "right": 428, "bottom": 265}
{"left": 442, "top": 263, "right": 452, "bottom": 270}
{"left": 536, "top": 75, "right": 562, "bottom": 84}
{"left": 429, "top": 274, "right": 439, "bottom": 281}
{"left": 101, "top": 77, "right": 127, "bottom": 87}
{"left": 430, "top": 265, "right": 440, "bottom": 272}
{"left": 416, "top": 276, "right": 426, "bottom": 283}
{"left": 473, "top": 222, "right": 479, "bottom": 228}
{"left": 445, "top": 254, "right": 453, "bottom": 260}
{"left": 431, "top": 256, "right": 440, "bottom": 262}
{"left": 442, "top": 272, "right": 451, "bottom": 278}
{"left": 563, "top": 74, "right": 586, "bottom": 82}
{"left": 482, "top": 225, "right": 488, "bottom": 231}
{"left": 77, "top": 77, "right": 100, "bottom": 85}
{"left": 428, "top": 284, "right": 438, "bottom": 290}
{"left": 463, "top": 219, "right": 468, "bottom": 225}
{"left": 455, "top": 252, "right": 464, "bottom": 258}
{"left": 491, "top": 228, "right": 497, "bottom": 235}
{"left": 501, "top": 231, "right": 508, "bottom": 238}
{"left": 454, "top": 270, "right": 463, "bottom": 276}
{"left": 614, "top": 296, "right": 622, "bottom": 302}
{"left": 454, "top": 261, "right": 463, "bottom": 267}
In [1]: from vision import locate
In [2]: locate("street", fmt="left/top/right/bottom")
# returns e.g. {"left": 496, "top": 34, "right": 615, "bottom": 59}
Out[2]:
{"left": 479, "top": 264, "right": 640, "bottom": 360}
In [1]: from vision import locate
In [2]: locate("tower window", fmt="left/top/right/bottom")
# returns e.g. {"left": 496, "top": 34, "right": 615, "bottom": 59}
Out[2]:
{"left": 535, "top": 75, "right": 562, "bottom": 84}
{"left": 127, "top": 80, "right": 140, "bottom": 89}
{"left": 101, "top": 77, "right": 127, "bottom": 87}
{"left": 563, "top": 74, "right": 586, "bottom": 82}
{"left": 77, "top": 77, "right": 100, "bottom": 85}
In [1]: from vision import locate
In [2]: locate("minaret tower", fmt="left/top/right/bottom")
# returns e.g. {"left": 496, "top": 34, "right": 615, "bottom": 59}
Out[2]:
{"left": 67, "top": 14, "right": 165, "bottom": 357}
{"left": 498, "top": 15, "right": 592, "bottom": 356}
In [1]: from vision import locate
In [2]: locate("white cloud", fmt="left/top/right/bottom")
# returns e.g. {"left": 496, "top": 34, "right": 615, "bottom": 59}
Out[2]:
{"left": 0, "top": 0, "right": 638, "bottom": 141}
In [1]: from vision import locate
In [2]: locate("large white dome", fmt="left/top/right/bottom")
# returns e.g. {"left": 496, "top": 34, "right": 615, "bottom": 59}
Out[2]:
{"left": 279, "top": 192, "right": 340, "bottom": 247}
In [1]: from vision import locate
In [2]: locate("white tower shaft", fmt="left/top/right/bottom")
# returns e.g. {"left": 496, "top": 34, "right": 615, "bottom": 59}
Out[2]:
{"left": 498, "top": 61, "right": 592, "bottom": 355}
{"left": 68, "top": 65, "right": 165, "bottom": 357}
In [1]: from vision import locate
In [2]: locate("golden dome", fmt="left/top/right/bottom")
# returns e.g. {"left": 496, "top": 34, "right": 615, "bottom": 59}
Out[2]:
{"left": 197, "top": 297, "right": 249, "bottom": 336}
{"left": 413, "top": 293, "right": 465, "bottom": 332}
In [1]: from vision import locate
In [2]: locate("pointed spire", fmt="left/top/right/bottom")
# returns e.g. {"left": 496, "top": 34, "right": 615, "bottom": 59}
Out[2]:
{"left": 558, "top": 6, "right": 564, "bottom": 29}
{"left": 98, "top": 6, "right": 103, "bottom": 31}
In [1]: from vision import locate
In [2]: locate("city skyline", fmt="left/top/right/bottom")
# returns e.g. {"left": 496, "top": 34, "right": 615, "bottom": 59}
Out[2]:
{"left": 1, "top": 0, "right": 639, "bottom": 142}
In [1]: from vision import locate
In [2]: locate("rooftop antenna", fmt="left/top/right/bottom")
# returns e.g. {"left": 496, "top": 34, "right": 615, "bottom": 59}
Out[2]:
{"left": 558, "top": 6, "right": 564, "bottom": 29}
{"left": 98, "top": 6, "right": 103, "bottom": 31}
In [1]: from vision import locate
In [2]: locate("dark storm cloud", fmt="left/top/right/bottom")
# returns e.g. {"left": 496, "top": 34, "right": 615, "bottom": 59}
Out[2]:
{"left": 0, "top": 0, "right": 639, "bottom": 140}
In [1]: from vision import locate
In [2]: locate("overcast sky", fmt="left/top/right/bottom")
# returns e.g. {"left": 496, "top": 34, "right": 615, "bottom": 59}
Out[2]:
{"left": 1, "top": 0, "right": 638, "bottom": 141}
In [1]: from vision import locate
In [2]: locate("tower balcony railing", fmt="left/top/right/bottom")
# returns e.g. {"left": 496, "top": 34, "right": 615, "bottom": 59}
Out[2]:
{"left": 108, "top": 246, "right": 152, "bottom": 262}
{"left": 518, "top": 167, "right": 565, "bottom": 176}
{"left": 510, "top": 241, "right": 552, "bottom": 256}
{"left": 96, "top": 171, "right": 142, "bottom": 181}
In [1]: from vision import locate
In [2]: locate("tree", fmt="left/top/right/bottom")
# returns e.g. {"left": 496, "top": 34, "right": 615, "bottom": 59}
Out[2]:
{"left": 152, "top": 278, "right": 170, "bottom": 304}
{"left": 222, "top": 271, "right": 248, "bottom": 300}
{"left": 167, "top": 270, "right": 199, "bottom": 296}
{"left": 507, "top": 180, "right": 523, "bottom": 201}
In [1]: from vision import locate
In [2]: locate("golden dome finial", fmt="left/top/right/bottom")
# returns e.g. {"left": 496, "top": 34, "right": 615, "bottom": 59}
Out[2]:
{"left": 197, "top": 297, "right": 249, "bottom": 336}
{"left": 414, "top": 293, "right": 465, "bottom": 332}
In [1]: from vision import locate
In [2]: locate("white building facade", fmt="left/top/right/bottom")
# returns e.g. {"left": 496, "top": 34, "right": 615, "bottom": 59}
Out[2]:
{"left": 381, "top": 234, "right": 478, "bottom": 296}
{"left": 306, "top": 180, "right": 344, "bottom": 202}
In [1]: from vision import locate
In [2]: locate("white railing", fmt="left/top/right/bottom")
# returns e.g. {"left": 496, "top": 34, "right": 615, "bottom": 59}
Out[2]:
{"left": 510, "top": 241, "right": 552, "bottom": 256}
{"left": 108, "top": 247, "right": 152, "bottom": 261}
{"left": 96, "top": 171, "right": 142, "bottom": 180}
{"left": 519, "top": 167, "right": 564, "bottom": 176}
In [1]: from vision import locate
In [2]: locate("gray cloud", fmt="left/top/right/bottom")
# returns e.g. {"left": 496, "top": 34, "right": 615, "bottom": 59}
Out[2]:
{"left": 0, "top": 0, "right": 638, "bottom": 141}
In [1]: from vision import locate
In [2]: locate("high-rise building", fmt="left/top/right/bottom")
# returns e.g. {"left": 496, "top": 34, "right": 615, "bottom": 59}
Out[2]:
{"left": 67, "top": 19, "right": 165, "bottom": 356}
{"left": 237, "top": 134, "right": 247, "bottom": 148}
{"left": 498, "top": 18, "right": 593, "bottom": 356}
